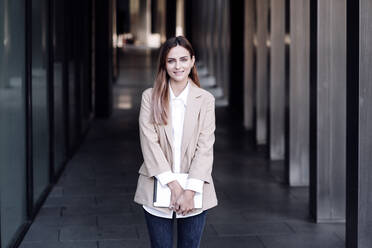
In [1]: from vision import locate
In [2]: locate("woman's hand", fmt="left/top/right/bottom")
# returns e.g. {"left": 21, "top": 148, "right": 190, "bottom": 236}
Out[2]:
{"left": 167, "top": 180, "right": 184, "bottom": 210}
{"left": 175, "top": 190, "right": 195, "bottom": 215}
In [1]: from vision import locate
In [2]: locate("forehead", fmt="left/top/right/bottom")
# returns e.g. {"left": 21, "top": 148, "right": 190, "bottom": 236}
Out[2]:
{"left": 167, "top": 45, "right": 190, "bottom": 58}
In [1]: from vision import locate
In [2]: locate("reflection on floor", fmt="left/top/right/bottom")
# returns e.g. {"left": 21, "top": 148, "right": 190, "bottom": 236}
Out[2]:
{"left": 19, "top": 48, "right": 345, "bottom": 248}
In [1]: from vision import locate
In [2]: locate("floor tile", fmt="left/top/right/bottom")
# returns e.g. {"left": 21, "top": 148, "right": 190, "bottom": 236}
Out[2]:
{"left": 212, "top": 222, "right": 294, "bottom": 236}
{"left": 34, "top": 215, "right": 97, "bottom": 227}
{"left": 23, "top": 225, "right": 59, "bottom": 242}
{"left": 19, "top": 241, "right": 97, "bottom": 248}
{"left": 259, "top": 233, "right": 344, "bottom": 248}
{"left": 200, "top": 237, "right": 265, "bottom": 248}
{"left": 99, "top": 240, "right": 150, "bottom": 248}
{"left": 60, "top": 225, "right": 138, "bottom": 241}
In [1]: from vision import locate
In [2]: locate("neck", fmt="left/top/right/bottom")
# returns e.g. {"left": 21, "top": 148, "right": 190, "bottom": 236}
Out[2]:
{"left": 170, "top": 79, "right": 188, "bottom": 96}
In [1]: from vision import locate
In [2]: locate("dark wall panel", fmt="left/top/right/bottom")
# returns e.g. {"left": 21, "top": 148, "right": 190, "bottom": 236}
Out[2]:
{"left": 166, "top": 0, "right": 176, "bottom": 38}
{"left": 229, "top": 0, "right": 244, "bottom": 121}
{"left": 95, "top": 0, "right": 113, "bottom": 118}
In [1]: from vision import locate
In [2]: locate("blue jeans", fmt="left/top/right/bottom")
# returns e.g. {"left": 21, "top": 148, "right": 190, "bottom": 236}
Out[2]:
{"left": 144, "top": 210, "right": 207, "bottom": 248}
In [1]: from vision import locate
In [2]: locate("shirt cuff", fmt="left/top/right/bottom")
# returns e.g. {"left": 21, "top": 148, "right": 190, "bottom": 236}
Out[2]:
{"left": 155, "top": 171, "right": 176, "bottom": 186}
{"left": 185, "top": 178, "right": 204, "bottom": 193}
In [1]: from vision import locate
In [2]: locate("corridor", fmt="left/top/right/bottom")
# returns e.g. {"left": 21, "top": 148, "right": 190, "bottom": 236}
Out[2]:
{"left": 19, "top": 48, "right": 345, "bottom": 248}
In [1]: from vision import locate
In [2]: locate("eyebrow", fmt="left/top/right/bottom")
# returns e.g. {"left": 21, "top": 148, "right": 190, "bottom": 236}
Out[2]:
{"left": 167, "top": 56, "right": 189, "bottom": 60}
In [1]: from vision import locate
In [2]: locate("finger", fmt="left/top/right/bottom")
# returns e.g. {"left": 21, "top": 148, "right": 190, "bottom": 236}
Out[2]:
{"left": 186, "top": 207, "right": 192, "bottom": 214}
{"left": 178, "top": 207, "right": 185, "bottom": 215}
{"left": 178, "top": 207, "right": 183, "bottom": 214}
{"left": 174, "top": 202, "right": 180, "bottom": 211}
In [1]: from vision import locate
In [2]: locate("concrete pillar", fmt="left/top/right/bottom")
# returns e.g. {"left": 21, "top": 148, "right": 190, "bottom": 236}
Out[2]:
{"left": 346, "top": 0, "right": 372, "bottom": 247}
{"left": 201, "top": 0, "right": 209, "bottom": 67}
{"left": 157, "top": 0, "right": 166, "bottom": 43}
{"left": 130, "top": 0, "right": 151, "bottom": 45}
{"left": 213, "top": 0, "right": 223, "bottom": 89}
{"left": 309, "top": 0, "right": 346, "bottom": 223}
{"left": 221, "top": 0, "right": 230, "bottom": 103}
{"left": 243, "top": 0, "right": 255, "bottom": 130}
{"left": 256, "top": 0, "right": 269, "bottom": 144}
{"left": 176, "top": 0, "right": 184, "bottom": 36}
{"left": 289, "top": 0, "right": 309, "bottom": 186}
{"left": 206, "top": 0, "right": 216, "bottom": 78}
{"left": 270, "top": 0, "right": 285, "bottom": 159}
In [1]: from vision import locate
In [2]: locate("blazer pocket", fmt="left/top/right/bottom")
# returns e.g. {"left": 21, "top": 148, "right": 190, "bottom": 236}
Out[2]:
{"left": 138, "top": 163, "right": 151, "bottom": 177}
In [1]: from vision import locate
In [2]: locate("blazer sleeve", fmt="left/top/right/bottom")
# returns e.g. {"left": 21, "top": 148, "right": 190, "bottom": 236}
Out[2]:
{"left": 138, "top": 89, "right": 172, "bottom": 177}
{"left": 188, "top": 96, "right": 215, "bottom": 184}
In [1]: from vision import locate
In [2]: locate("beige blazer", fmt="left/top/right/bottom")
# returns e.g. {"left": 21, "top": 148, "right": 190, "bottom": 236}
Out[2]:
{"left": 134, "top": 82, "right": 218, "bottom": 215}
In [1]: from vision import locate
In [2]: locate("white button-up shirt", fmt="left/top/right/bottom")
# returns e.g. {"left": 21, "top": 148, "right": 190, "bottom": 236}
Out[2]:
{"left": 143, "top": 82, "right": 204, "bottom": 219}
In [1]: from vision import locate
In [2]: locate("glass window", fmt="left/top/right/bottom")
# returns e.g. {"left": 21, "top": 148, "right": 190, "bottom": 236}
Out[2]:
{"left": 0, "top": 0, "right": 28, "bottom": 247}
{"left": 53, "top": 0, "right": 66, "bottom": 173}
{"left": 32, "top": 0, "right": 50, "bottom": 204}
{"left": 66, "top": 1, "right": 78, "bottom": 151}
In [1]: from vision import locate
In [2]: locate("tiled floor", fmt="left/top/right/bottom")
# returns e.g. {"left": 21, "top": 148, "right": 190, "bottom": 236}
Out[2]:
{"left": 19, "top": 48, "right": 345, "bottom": 248}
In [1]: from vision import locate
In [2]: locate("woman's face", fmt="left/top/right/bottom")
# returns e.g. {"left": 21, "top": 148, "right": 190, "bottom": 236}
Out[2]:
{"left": 165, "top": 45, "right": 195, "bottom": 84}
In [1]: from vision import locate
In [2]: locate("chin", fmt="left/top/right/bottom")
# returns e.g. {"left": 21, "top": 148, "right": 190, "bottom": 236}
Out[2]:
{"left": 172, "top": 77, "right": 187, "bottom": 82}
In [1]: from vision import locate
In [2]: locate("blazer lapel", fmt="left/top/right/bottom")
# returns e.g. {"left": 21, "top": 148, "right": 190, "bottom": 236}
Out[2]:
{"left": 164, "top": 110, "right": 174, "bottom": 153}
{"left": 180, "top": 83, "right": 202, "bottom": 162}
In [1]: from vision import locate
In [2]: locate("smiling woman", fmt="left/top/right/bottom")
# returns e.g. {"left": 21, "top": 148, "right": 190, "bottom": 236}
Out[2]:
{"left": 165, "top": 46, "right": 195, "bottom": 85}
{"left": 134, "top": 36, "right": 217, "bottom": 248}
{"left": 149, "top": 36, "right": 201, "bottom": 126}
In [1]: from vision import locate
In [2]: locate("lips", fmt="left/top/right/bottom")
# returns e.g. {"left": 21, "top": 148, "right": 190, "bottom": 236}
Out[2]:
{"left": 173, "top": 71, "right": 184, "bottom": 76}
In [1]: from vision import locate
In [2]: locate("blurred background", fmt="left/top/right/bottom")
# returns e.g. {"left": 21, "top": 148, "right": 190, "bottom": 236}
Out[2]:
{"left": 0, "top": 0, "right": 370, "bottom": 247}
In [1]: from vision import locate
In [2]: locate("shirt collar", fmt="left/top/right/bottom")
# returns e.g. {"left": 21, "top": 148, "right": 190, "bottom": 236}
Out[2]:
{"left": 169, "top": 81, "right": 189, "bottom": 106}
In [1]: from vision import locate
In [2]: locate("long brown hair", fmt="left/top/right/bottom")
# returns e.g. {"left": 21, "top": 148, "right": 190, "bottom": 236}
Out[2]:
{"left": 151, "top": 36, "right": 200, "bottom": 125}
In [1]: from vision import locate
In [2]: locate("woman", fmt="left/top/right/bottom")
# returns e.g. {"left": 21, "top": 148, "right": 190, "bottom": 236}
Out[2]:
{"left": 134, "top": 36, "right": 218, "bottom": 248}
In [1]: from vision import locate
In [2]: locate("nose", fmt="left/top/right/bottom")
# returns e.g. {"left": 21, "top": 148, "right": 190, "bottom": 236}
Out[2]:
{"left": 175, "top": 60, "right": 180, "bottom": 69}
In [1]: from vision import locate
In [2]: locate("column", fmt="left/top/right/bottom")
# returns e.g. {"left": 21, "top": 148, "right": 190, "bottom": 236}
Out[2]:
{"left": 256, "top": 0, "right": 269, "bottom": 144}
{"left": 309, "top": 0, "right": 346, "bottom": 223}
{"left": 201, "top": 0, "right": 209, "bottom": 68}
{"left": 213, "top": 0, "right": 223, "bottom": 89}
{"left": 270, "top": 0, "right": 285, "bottom": 159}
{"left": 346, "top": 0, "right": 372, "bottom": 247}
{"left": 222, "top": 0, "right": 230, "bottom": 103}
{"left": 243, "top": 0, "right": 255, "bottom": 130}
{"left": 176, "top": 0, "right": 184, "bottom": 36}
{"left": 157, "top": 0, "right": 166, "bottom": 43}
{"left": 206, "top": 0, "right": 216, "bottom": 79}
{"left": 138, "top": 0, "right": 151, "bottom": 45}
{"left": 289, "top": 0, "right": 309, "bottom": 186}
{"left": 130, "top": 0, "right": 151, "bottom": 45}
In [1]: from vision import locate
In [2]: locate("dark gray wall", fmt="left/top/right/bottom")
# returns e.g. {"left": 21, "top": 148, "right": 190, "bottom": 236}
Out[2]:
{"left": 95, "top": 0, "right": 113, "bottom": 118}
{"left": 346, "top": 0, "right": 372, "bottom": 247}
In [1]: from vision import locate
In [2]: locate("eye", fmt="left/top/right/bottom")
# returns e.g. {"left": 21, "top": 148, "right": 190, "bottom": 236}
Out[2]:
{"left": 180, "top": 58, "right": 188, "bottom": 62}
{"left": 167, "top": 60, "right": 175, "bottom": 63}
